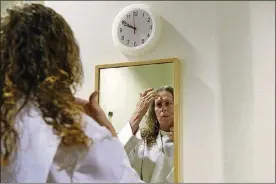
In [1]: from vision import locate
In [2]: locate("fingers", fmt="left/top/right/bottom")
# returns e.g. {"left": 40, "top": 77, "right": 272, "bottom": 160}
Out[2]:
{"left": 145, "top": 90, "right": 158, "bottom": 98}
{"left": 89, "top": 91, "right": 99, "bottom": 103}
{"left": 145, "top": 91, "right": 160, "bottom": 103}
{"left": 146, "top": 95, "right": 159, "bottom": 104}
{"left": 170, "top": 127, "right": 174, "bottom": 132}
{"left": 169, "top": 127, "right": 174, "bottom": 141}
{"left": 75, "top": 97, "right": 89, "bottom": 106}
{"left": 140, "top": 88, "right": 154, "bottom": 97}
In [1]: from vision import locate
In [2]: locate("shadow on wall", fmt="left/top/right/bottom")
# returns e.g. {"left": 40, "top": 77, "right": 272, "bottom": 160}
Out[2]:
{"left": 217, "top": 2, "right": 255, "bottom": 183}
{"left": 124, "top": 16, "right": 219, "bottom": 182}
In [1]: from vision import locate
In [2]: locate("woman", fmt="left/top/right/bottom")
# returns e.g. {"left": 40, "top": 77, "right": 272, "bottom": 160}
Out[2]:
{"left": 117, "top": 86, "right": 175, "bottom": 183}
{"left": 0, "top": 3, "right": 143, "bottom": 183}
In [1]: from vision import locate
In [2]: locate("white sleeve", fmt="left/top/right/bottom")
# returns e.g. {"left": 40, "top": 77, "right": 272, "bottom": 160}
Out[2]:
{"left": 71, "top": 136, "right": 144, "bottom": 183}
{"left": 117, "top": 122, "right": 141, "bottom": 154}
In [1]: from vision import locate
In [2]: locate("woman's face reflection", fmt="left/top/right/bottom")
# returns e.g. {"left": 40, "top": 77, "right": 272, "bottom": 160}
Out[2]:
{"left": 154, "top": 91, "right": 174, "bottom": 131}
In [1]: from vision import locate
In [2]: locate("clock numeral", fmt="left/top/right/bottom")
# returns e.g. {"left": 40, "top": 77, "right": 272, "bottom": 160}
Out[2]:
{"left": 127, "top": 14, "right": 131, "bottom": 18}
{"left": 149, "top": 25, "right": 152, "bottom": 30}
{"left": 134, "top": 42, "right": 137, "bottom": 46}
{"left": 142, "top": 39, "right": 145, "bottom": 44}
{"left": 120, "top": 28, "right": 122, "bottom": 32}
{"left": 147, "top": 33, "right": 150, "bottom": 37}
{"left": 121, "top": 35, "right": 124, "bottom": 40}
{"left": 147, "top": 17, "right": 151, "bottom": 22}
{"left": 133, "top": 11, "right": 138, "bottom": 16}
{"left": 127, "top": 40, "right": 129, "bottom": 44}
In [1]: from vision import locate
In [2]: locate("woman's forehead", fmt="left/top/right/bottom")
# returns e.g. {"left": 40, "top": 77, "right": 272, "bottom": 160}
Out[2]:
{"left": 156, "top": 91, "right": 173, "bottom": 101}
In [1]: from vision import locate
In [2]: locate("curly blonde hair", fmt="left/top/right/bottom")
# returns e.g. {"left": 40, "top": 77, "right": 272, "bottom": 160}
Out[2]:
{"left": 0, "top": 3, "right": 90, "bottom": 166}
{"left": 140, "top": 86, "right": 174, "bottom": 147}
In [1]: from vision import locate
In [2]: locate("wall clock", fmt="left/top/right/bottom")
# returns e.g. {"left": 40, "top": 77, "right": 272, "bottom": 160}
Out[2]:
{"left": 112, "top": 4, "right": 162, "bottom": 56}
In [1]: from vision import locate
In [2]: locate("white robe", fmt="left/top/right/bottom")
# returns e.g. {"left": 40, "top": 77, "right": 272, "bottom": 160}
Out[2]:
{"left": 0, "top": 102, "right": 144, "bottom": 183}
{"left": 118, "top": 123, "right": 174, "bottom": 183}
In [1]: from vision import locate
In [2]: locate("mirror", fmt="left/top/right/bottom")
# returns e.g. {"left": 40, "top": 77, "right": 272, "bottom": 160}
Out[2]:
{"left": 95, "top": 58, "right": 181, "bottom": 183}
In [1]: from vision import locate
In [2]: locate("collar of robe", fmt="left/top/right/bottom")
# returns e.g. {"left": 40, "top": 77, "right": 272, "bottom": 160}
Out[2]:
{"left": 159, "top": 129, "right": 170, "bottom": 137}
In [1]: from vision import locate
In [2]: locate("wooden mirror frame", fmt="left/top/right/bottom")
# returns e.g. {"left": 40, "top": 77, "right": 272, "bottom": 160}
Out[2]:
{"left": 95, "top": 57, "right": 182, "bottom": 182}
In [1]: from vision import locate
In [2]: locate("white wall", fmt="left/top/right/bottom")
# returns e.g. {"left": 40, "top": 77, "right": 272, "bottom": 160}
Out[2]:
{"left": 45, "top": 1, "right": 275, "bottom": 183}
{"left": 1, "top": 1, "right": 22, "bottom": 15}
{"left": 250, "top": 2, "right": 275, "bottom": 182}
{"left": 1, "top": 0, "right": 44, "bottom": 15}
{"left": 99, "top": 63, "right": 173, "bottom": 133}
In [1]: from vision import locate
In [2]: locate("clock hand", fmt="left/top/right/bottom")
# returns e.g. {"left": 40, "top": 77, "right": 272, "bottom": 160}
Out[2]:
{"left": 122, "top": 20, "right": 136, "bottom": 30}
{"left": 122, "top": 20, "right": 134, "bottom": 28}
{"left": 133, "top": 12, "right": 136, "bottom": 34}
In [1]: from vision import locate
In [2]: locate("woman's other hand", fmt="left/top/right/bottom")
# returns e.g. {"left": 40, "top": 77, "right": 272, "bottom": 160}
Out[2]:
{"left": 75, "top": 91, "right": 117, "bottom": 137}
{"left": 169, "top": 127, "right": 174, "bottom": 142}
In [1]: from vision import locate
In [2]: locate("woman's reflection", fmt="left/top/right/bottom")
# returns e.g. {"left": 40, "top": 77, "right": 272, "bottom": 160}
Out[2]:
{"left": 118, "top": 86, "right": 174, "bottom": 183}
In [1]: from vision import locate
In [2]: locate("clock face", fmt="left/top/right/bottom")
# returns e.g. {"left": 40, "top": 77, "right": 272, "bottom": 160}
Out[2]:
{"left": 117, "top": 9, "right": 153, "bottom": 48}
